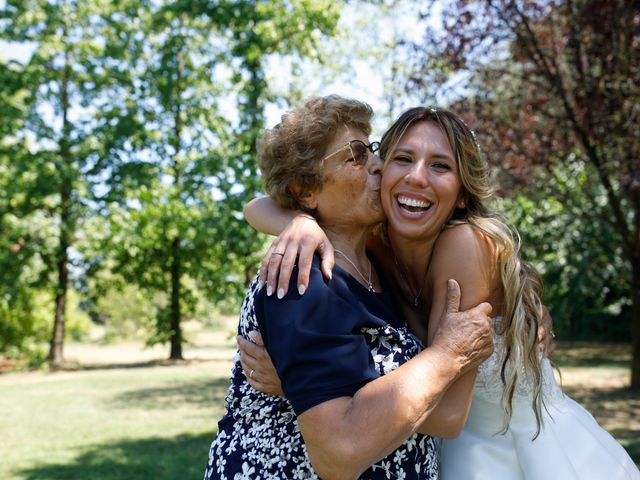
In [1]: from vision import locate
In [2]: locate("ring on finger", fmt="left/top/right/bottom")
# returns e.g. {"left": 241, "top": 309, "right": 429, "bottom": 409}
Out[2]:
{"left": 249, "top": 369, "right": 255, "bottom": 379}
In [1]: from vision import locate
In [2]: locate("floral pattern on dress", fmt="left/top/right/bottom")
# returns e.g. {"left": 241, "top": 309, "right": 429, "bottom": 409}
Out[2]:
{"left": 203, "top": 277, "right": 439, "bottom": 480}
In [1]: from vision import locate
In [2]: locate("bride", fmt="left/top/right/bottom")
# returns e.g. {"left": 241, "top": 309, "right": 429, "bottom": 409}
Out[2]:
{"left": 242, "top": 105, "right": 639, "bottom": 479}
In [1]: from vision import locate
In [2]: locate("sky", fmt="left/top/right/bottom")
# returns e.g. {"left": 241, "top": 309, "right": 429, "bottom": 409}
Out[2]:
{"left": 263, "top": 0, "right": 436, "bottom": 136}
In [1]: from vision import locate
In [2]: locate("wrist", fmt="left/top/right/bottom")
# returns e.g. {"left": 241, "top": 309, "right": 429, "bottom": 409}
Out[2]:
{"left": 427, "top": 342, "right": 465, "bottom": 381}
{"left": 295, "top": 212, "right": 317, "bottom": 222}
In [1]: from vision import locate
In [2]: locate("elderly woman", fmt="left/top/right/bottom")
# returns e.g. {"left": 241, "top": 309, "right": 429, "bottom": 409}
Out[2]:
{"left": 203, "top": 95, "right": 493, "bottom": 480}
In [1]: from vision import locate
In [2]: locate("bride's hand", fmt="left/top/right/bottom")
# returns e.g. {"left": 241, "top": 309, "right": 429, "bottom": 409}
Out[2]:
{"left": 238, "top": 331, "right": 283, "bottom": 397}
{"left": 537, "top": 305, "right": 556, "bottom": 357}
{"left": 260, "top": 214, "right": 334, "bottom": 298}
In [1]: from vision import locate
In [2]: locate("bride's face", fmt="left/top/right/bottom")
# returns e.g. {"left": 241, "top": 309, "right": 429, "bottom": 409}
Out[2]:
{"left": 381, "top": 121, "right": 463, "bottom": 241}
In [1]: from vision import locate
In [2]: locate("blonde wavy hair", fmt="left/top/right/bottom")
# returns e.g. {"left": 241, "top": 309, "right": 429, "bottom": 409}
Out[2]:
{"left": 257, "top": 95, "right": 373, "bottom": 212}
{"left": 380, "top": 107, "right": 546, "bottom": 437}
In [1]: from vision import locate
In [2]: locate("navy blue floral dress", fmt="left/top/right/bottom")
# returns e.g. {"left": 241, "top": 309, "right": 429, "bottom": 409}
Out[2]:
{"left": 204, "top": 257, "right": 438, "bottom": 479}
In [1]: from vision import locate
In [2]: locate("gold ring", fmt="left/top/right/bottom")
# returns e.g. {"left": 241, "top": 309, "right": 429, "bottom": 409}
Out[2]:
{"left": 249, "top": 369, "right": 255, "bottom": 378}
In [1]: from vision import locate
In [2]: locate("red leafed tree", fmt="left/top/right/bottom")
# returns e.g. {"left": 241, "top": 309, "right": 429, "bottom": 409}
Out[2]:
{"left": 409, "top": 0, "right": 640, "bottom": 388}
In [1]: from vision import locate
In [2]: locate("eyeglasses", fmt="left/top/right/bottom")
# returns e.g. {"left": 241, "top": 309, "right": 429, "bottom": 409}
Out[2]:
{"left": 322, "top": 140, "right": 381, "bottom": 166}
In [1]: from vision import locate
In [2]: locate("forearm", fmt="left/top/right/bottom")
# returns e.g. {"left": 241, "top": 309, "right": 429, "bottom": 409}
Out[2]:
{"left": 299, "top": 345, "right": 462, "bottom": 479}
{"left": 415, "top": 369, "right": 477, "bottom": 438}
{"left": 243, "top": 196, "right": 297, "bottom": 235}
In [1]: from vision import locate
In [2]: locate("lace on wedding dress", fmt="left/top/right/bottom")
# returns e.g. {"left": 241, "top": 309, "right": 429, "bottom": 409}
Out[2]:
{"left": 474, "top": 317, "right": 564, "bottom": 405}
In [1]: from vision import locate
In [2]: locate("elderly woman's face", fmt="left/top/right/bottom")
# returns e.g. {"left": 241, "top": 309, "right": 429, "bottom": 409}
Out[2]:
{"left": 381, "top": 121, "right": 463, "bottom": 241}
{"left": 311, "top": 125, "right": 384, "bottom": 228}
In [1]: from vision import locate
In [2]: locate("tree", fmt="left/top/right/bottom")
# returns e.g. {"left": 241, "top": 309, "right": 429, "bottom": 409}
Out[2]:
{"left": 89, "top": 0, "right": 342, "bottom": 359}
{"left": 0, "top": 0, "right": 125, "bottom": 366}
{"left": 202, "top": 0, "right": 343, "bottom": 285}
{"left": 0, "top": 57, "right": 53, "bottom": 355}
{"left": 410, "top": 0, "right": 640, "bottom": 387}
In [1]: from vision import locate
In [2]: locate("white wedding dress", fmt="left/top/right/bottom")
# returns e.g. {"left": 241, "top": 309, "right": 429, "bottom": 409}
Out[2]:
{"left": 439, "top": 318, "right": 640, "bottom": 480}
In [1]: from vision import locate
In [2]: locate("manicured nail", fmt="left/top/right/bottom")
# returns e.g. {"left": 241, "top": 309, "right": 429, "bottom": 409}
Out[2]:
{"left": 298, "top": 284, "right": 306, "bottom": 295}
{"left": 277, "top": 288, "right": 284, "bottom": 299}
{"left": 328, "top": 271, "right": 332, "bottom": 280}
{"left": 267, "top": 285, "right": 273, "bottom": 296}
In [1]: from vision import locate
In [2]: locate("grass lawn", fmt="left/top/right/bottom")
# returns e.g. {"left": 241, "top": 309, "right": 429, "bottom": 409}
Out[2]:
{"left": 0, "top": 322, "right": 237, "bottom": 480}
{"left": 553, "top": 342, "right": 640, "bottom": 465}
{"left": 1, "top": 321, "right": 638, "bottom": 479}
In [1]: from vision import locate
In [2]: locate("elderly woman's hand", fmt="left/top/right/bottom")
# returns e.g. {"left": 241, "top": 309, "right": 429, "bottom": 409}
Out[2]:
{"left": 238, "top": 331, "right": 284, "bottom": 397}
{"left": 431, "top": 279, "right": 494, "bottom": 374}
{"left": 260, "top": 214, "right": 335, "bottom": 299}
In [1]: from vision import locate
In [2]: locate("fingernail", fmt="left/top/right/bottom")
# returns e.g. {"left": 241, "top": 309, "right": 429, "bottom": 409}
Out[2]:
{"left": 298, "top": 284, "right": 306, "bottom": 295}
{"left": 277, "top": 288, "right": 284, "bottom": 299}
{"left": 328, "top": 271, "right": 332, "bottom": 280}
{"left": 267, "top": 285, "right": 273, "bottom": 296}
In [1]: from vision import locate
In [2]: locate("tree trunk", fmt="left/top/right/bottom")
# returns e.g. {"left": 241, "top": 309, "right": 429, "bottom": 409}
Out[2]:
{"left": 241, "top": 60, "right": 264, "bottom": 287}
{"left": 49, "top": 212, "right": 69, "bottom": 367}
{"left": 49, "top": 31, "right": 72, "bottom": 368}
{"left": 169, "top": 235, "right": 183, "bottom": 360}
{"left": 168, "top": 40, "right": 184, "bottom": 361}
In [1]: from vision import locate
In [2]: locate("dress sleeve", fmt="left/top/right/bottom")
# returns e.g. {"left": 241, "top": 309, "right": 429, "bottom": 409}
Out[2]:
{"left": 255, "top": 261, "right": 380, "bottom": 415}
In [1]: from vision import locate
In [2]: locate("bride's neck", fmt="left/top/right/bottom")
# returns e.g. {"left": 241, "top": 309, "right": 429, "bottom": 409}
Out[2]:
{"left": 388, "top": 233, "right": 435, "bottom": 286}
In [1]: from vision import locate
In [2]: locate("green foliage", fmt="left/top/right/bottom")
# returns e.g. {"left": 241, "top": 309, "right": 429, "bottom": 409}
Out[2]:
{"left": 0, "top": 289, "right": 46, "bottom": 353}
{"left": 0, "top": 287, "right": 91, "bottom": 358}
{"left": 94, "top": 284, "right": 159, "bottom": 341}
{"left": 0, "top": 0, "right": 342, "bottom": 359}
{"left": 0, "top": 211, "right": 56, "bottom": 352}
{"left": 502, "top": 159, "right": 631, "bottom": 341}
{"left": 62, "top": 289, "right": 94, "bottom": 341}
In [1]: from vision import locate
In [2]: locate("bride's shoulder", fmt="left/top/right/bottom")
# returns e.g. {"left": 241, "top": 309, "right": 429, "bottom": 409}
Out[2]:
{"left": 434, "top": 223, "right": 495, "bottom": 261}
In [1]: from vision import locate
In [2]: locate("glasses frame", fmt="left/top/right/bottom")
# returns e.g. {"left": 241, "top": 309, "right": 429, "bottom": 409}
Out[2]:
{"left": 322, "top": 139, "right": 381, "bottom": 166}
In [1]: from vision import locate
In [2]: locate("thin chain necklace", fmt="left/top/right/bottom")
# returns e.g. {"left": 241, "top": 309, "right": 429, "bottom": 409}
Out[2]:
{"left": 334, "top": 249, "right": 375, "bottom": 292}
{"left": 394, "top": 255, "right": 429, "bottom": 307}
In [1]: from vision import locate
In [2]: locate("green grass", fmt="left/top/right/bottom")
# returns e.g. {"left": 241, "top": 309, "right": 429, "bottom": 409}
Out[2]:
{"left": 553, "top": 342, "right": 640, "bottom": 467}
{"left": 0, "top": 331, "right": 638, "bottom": 479}
{"left": 0, "top": 362, "right": 233, "bottom": 480}
{"left": 0, "top": 321, "right": 238, "bottom": 480}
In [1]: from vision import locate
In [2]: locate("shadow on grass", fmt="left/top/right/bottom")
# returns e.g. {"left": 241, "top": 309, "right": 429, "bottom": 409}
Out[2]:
{"left": 54, "top": 357, "right": 234, "bottom": 373}
{"left": 109, "top": 377, "right": 231, "bottom": 410}
{"left": 19, "top": 433, "right": 215, "bottom": 480}
{"left": 553, "top": 342, "right": 630, "bottom": 368}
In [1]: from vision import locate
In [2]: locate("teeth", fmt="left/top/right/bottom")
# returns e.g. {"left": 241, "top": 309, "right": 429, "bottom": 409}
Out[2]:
{"left": 397, "top": 195, "right": 431, "bottom": 208}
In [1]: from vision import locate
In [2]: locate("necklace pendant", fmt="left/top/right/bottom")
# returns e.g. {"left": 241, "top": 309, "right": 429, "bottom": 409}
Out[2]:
{"left": 334, "top": 249, "right": 375, "bottom": 294}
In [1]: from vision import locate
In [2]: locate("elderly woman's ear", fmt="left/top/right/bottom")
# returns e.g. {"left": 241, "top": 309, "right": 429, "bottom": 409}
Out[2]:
{"left": 289, "top": 184, "right": 318, "bottom": 212}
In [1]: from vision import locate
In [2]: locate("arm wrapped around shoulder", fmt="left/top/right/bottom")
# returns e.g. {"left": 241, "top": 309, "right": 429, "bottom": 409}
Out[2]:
{"left": 430, "top": 279, "right": 494, "bottom": 376}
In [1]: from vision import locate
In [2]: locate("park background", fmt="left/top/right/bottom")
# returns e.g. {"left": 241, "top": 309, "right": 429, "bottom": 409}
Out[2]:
{"left": 0, "top": 0, "right": 638, "bottom": 478}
